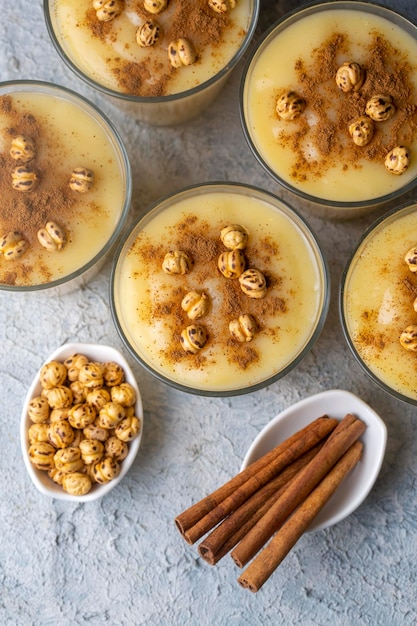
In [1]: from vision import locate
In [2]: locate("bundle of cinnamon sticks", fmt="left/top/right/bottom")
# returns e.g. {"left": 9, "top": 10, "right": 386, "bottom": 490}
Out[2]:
{"left": 175, "top": 413, "right": 365, "bottom": 592}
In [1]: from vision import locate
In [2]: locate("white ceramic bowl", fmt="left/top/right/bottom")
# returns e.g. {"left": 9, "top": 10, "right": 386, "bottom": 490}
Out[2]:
{"left": 240, "top": 389, "right": 387, "bottom": 531}
{"left": 20, "top": 342, "right": 143, "bottom": 502}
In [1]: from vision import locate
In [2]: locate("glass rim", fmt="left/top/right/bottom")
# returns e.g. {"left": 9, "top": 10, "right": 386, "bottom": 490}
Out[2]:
{"left": 239, "top": 0, "right": 417, "bottom": 210}
{"left": 43, "top": 0, "right": 260, "bottom": 105}
{"left": 339, "top": 197, "right": 417, "bottom": 406}
{"left": 110, "top": 180, "right": 331, "bottom": 397}
{"left": 0, "top": 79, "right": 132, "bottom": 293}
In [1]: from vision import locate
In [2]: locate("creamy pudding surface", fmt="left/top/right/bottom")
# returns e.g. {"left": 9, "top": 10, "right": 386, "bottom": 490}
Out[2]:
{"left": 343, "top": 205, "right": 417, "bottom": 401}
{"left": 113, "top": 188, "right": 327, "bottom": 393}
{"left": 0, "top": 88, "right": 127, "bottom": 287}
{"left": 243, "top": 6, "right": 417, "bottom": 203}
{"left": 50, "top": 0, "right": 253, "bottom": 97}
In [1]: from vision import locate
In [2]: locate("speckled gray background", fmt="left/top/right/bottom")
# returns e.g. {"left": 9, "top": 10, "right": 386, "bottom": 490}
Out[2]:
{"left": 1, "top": 1, "right": 417, "bottom": 624}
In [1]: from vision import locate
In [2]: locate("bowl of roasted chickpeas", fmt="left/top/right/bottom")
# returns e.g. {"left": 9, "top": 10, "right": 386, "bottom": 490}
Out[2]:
{"left": 20, "top": 342, "right": 143, "bottom": 501}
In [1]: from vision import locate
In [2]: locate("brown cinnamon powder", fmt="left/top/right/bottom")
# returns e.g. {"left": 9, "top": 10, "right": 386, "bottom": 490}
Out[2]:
{"left": 86, "top": 0, "right": 232, "bottom": 96}
{"left": 355, "top": 264, "right": 417, "bottom": 357}
{"left": 0, "top": 94, "right": 111, "bottom": 285}
{"left": 277, "top": 31, "right": 417, "bottom": 182}
{"left": 0, "top": 96, "right": 81, "bottom": 284}
{"left": 0, "top": 97, "right": 77, "bottom": 231}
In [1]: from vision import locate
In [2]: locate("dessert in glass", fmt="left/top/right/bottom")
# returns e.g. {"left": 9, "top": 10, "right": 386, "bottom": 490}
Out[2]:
{"left": 340, "top": 201, "right": 417, "bottom": 405}
{"left": 110, "top": 182, "right": 329, "bottom": 396}
{"left": 44, "top": 0, "right": 259, "bottom": 126}
{"left": 240, "top": 1, "right": 417, "bottom": 218}
{"left": 0, "top": 80, "right": 131, "bottom": 294}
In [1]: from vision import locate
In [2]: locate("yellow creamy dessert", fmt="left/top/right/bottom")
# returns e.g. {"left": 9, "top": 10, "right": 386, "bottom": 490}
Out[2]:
{"left": 242, "top": 3, "right": 417, "bottom": 208}
{"left": 112, "top": 184, "right": 328, "bottom": 394}
{"left": 342, "top": 203, "right": 417, "bottom": 403}
{"left": 47, "top": 0, "right": 258, "bottom": 124}
{"left": 0, "top": 83, "right": 130, "bottom": 289}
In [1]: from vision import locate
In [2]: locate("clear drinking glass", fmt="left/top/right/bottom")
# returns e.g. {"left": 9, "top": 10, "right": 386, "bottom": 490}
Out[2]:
{"left": 111, "top": 181, "right": 330, "bottom": 396}
{"left": 44, "top": 0, "right": 260, "bottom": 126}
{"left": 340, "top": 201, "right": 417, "bottom": 405}
{"left": 0, "top": 80, "right": 131, "bottom": 294}
{"left": 240, "top": 1, "right": 417, "bottom": 218}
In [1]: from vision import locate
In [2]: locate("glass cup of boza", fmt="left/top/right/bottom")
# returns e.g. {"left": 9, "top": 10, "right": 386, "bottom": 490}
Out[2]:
{"left": 240, "top": 1, "right": 417, "bottom": 218}
{"left": 110, "top": 181, "right": 330, "bottom": 396}
{"left": 0, "top": 80, "right": 131, "bottom": 294}
{"left": 44, "top": 0, "right": 260, "bottom": 126}
{"left": 341, "top": 201, "right": 417, "bottom": 406}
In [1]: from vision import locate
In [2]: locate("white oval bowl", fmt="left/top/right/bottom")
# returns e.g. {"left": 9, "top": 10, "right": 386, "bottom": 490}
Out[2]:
{"left": 240, "top": 389, "right": 387, "bottom": 532}
{"left": 20, "top": 342, "right": 143, "bottom": 502}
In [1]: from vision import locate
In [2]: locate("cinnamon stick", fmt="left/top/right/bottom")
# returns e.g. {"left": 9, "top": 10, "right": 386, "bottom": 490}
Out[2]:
{"left": 231, "top": 414, "right": 365, "bottom": 568}
{"left": 198, "top": 443, "right": 323, "bottom": 565}
{"left": 176, "top": 416, "right": 338, "bottom": 544}
{"left": 238, "top": 441, "right": 363, "bottom": 593}
{"left": 324, "top": 412, "right": 357, "bottom": 439}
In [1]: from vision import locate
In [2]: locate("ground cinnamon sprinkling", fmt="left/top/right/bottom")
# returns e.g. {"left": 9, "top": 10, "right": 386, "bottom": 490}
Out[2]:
{"left": 0, "top": 96, "right": 80, "bottom": 284}
{"left": 231, "top": 345, "right": 259, "bottom": 370}
{"left": 0, "top": 94, "right": 108, "bottom": 286}
{"left": 86, "top": 0, "right": 234, "bottom": 96}
{"left": 354, "top": 263, "right": 417, "bottom": 357}
{"left": 277, "top": 31, "right": 417, "bottom": 181}
{"left": 357, "top": 318, "right": 386, "bottom": 351}
{"left": 129, "top": 213, "right": 290, "bottom": 371}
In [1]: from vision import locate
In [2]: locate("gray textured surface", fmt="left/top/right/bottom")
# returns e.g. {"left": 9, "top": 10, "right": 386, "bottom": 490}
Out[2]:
{"left": 1, "top": 1, "right": 417, "bottom": 624}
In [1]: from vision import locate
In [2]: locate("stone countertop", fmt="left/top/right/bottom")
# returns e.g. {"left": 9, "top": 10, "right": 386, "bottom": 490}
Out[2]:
{"left": 1, "top": 1, "right": 417, "bottom": 624}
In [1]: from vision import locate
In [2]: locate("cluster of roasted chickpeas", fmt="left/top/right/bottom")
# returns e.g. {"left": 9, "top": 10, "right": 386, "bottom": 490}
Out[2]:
{"left": 0, "top": 131, "right": 95, "bottom": 261}
{"left": 161, "top": 223, "right": 268, "bottom": 354}
{"left": 93, "top": 0, "right": 235, "bottom": 71}
{"left": 275, "top": 60, "right": 410, "bottom": 176}
{"left": 26, "top": 354, "right": 141, "bottom": 496}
